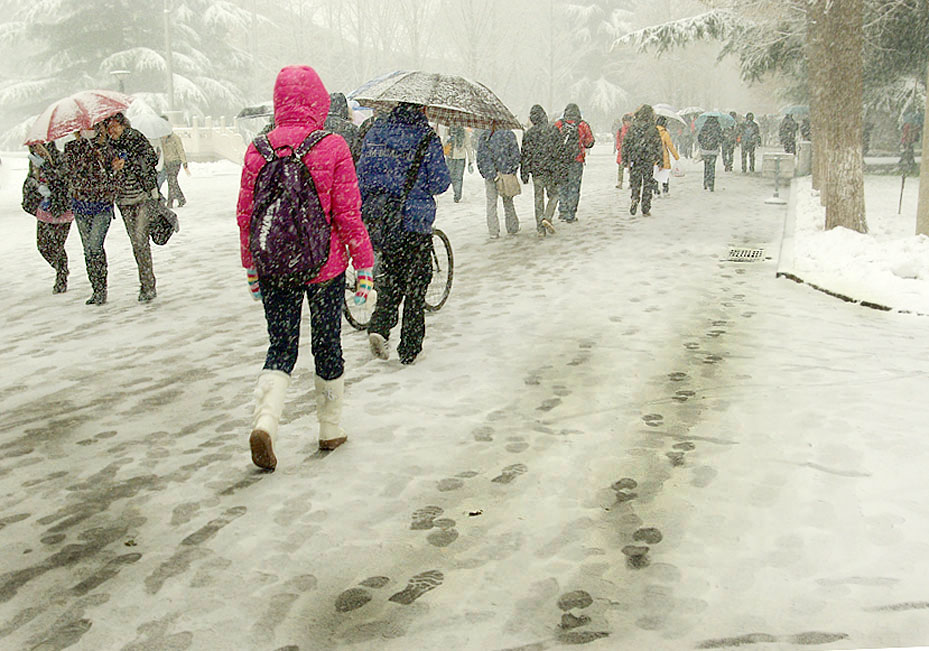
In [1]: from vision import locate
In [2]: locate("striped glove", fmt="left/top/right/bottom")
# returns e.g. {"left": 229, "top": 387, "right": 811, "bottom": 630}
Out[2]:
{"left": 246, "top": 267, "right": 261, "bottom": 301}
{"left": 353, "top": 268, "right": 374, "bottom": 305}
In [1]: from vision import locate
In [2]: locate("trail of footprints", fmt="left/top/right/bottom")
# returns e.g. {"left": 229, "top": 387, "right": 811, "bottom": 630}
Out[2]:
{"left": 334, "top": 571, "right": 444, "bottom": 612}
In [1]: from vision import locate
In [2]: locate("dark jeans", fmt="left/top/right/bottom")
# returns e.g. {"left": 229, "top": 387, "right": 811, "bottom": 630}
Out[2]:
{"left": 447, "top": 158, "right": 465, "bottom": 202}
{"left": 703, "top": 155, "right": 717, "bottom": 191}
{"left": 741, "top": 146, "right": 756, "bottom": 172}
{"left": 165, "top": 161, "right": 186, "bottom": 206}
{"left": 629, "top": 164, "right": 654, "bottom": 214}
{"left": 36, "top": 221, "right": 71, "bottom": 278}
{"left": 722, "top": 143, "right": 735, "bottom": 170}
{"left": 558, "top": 161, "right": 584, "bottom": 221}
{"left": 260, "top": 272, "right": 345, "bottom": 380}
{"left": 74, "top": 209, "right": 113, "bottom": 292}
{"left": 117, "top": 200, "right": 156, "bottom": 293}
{"left": 368, "top": 232, "right": 433, "bottom": 361}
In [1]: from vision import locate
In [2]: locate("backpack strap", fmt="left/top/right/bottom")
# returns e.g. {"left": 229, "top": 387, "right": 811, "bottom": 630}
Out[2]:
{"left": 294, "top": 130, "right": 330, "bottom": 159}
{"left": 253, "top": 134, "right": 275, "bottom": 162}
{"left": 399, "top": 133, "right": 433, "bottom": 203}
{"left": 252, "top": 131, "right": 330, "bottom": 162}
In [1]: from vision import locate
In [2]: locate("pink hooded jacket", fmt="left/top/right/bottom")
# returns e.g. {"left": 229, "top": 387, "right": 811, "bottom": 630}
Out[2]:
{"left": 236, "top": 65, "right": 374, "bottom": 282}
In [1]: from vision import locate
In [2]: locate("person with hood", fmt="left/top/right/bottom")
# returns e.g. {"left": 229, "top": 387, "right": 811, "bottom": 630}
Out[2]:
{"left": 614, "top": 113, "right": 632, "bottom": 188}
{"left": 621, "top": 104, "right": 662, "bottom": 216}
{"left": 236, "top": 65, "right": 375, "bottom": 470}
{"left": 324, "top": 92, "right": 361, "bottom": 162}
{"left": 655, "top": 115, "right": 680, "bottom": 196}
{"left": 553, "top": 103, "right": 595, "bottom": 222}
{"left": 721, "top": 111, "right": 739, "bottom": 172}
{"left": 104, "top": 112, "right": 160, "bottom": 303}
{"left": 357, "top": 102, "right": 450, "bottom": 365}
{"left": 698, "top": 115, "right": 723, "bottom": 192}
{"left": 739, "top": 112, "right": 762, "bottom": 173}
{"left": 519, "top": 104, "right": 559, "bottom": 237}
{"left": 779, "top": 114, "right": 798, "bottom": 154}
{"left": 27, "top": 141, "right": 74, "bottom": 294}
{"left": 63, "top": 126, "right": 119, "bottom": 305}
{"left": 476, "top": 124, "right": 521, "bottom": 237}
{"left": 160, "top": 121, "right": 189, "bottom": 209}
{"left": 442, "top": 125, "right": 474, "bottom": 203}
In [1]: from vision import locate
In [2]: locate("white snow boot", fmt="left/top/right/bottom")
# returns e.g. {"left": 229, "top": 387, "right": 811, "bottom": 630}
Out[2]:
{"left": 249, "top": 369, "right": 290, "bottom": 470}
{"left": 315, "top": 375, "right": 347, "bottom": 451}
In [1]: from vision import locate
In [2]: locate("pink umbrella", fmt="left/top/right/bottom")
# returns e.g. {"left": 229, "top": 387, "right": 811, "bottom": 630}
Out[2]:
{"left": 24, "top": 89, "right": 133, "bottom": 144}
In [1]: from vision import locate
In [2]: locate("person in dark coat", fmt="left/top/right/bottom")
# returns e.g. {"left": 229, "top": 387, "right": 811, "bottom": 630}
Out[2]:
{"left": 63, "top": 127, "right": 119, "bottom": 305}
{"left": 476, "top": 125, "right": 521, "bottom": 237}
{"left": 621, "top": 104, "right": 662, "bottom": 216}
{"left": 324, "top": 92, "right": 361, "bottom": 162}
{"left": 520, "top": 104, "right": 559, "bottom": 237}
{"left": 104, "top": 113, "right": 160, "bottom": 302}
{"left": 721, "top": 111, "right": 739, "bottom": 171}
{"left": 698, "top": 115, "right": 723, "bottom": 192}
{"left": 27, "top": 141, "right": 74, "bottom": 293}
{"left": 739, "top": 112, "right": 762, "bottom": 173}
{"left": 779, "top": 114, "right": 798, "bottom": 154}
{"left": 357, "top": 102, "right": 451, "bottom": 365}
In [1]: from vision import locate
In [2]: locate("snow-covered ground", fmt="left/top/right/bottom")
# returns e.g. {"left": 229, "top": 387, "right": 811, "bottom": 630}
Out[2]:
{"left": 1, "top": 147, "right": 928, "bottom": 651}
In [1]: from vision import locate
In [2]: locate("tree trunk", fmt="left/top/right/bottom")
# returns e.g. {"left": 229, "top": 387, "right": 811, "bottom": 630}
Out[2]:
{"left": 807, "top": 0, "right": 827, "bottom": 198}
{"left": 917, "top": 62, "right": 929, "bottom": 236}
{"left": 822, "top": 0, "right": 867, "bottom": 233}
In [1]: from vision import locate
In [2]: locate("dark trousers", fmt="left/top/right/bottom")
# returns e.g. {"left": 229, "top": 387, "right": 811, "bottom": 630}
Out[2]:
{"left": 260, "top": 272, "right": 345, "bottom": 380}
{"left": 117, "top": 200, "right": 156, "bottom": 293}
{"left": 36, "top": 221, "right": 71, "bottom": 280}
{"left": 722, "top": 143, "right": 735, "bottom": 170}
{"left": 368, "top": 232, "right": 433, "bottom": 360}
{"left": 629, "top": 164, "right": 654, "bottom": 214}
{"left": 558, "top": 161, "right": 584, "bottom": 221}
{"left": 447, "top": 158, "right": 465, "bottom": 202}
{"left": 74, "top": 209, "right": 112, "bottom": 293}
{"left": 741, "top": 146, "right": 756, "bottom": 172}
{"left": 165, "top": 161, "right": 186, "bottom": 206}
{"left": 703, "top": 155, "right": 717, "bottom": 191}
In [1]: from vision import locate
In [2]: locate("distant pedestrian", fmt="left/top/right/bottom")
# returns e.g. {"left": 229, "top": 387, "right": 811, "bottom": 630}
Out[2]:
{"left": 476, "top": 125, "right": 521, "bottom": 237}
{"left": 553, "top": 103, "right": 595, "bottom": 222}
{"left": 739, "top": 112, "right": 761, "bottom": 173}
{"left": 614, "top": 113, "right": 632, "bottom": 188}
{"left": 655, "top": 115, "right": 680, "bottom": 196}
{"left": 26, "top": 141, "right": 73, "bottom": 294}
{"left": 236, "top": 65, "right": 374, "bottom": 469}
{"left": 357, "top": 102, "right": 450, "bottom": 365}
{"left": 698, "top": 115, "right": 723, "bottom": 192}
{"left": 105, "top": 112, "right": 160, "bottom": 303}
{"left": 721, "top": 111, "right": 738, "bottom": 172}
{"left": 520, "top": 104, "right": 559, "bottom": 237}
{"left": 159, "top": 122, "right": 189, "bottom": 209}
{"left": 779, "top": 114, "right": 798, "bottom": 154}
{"left": 443, "top": 125, "right": 474, "bottom": 203}
{"left": 325, "top": 92, "right": 361, "bottom": 162}
{"left": 622, "top": 104, "right": 662, "bottom": 216}
{"left": 63, "top": 127, "right": 119, "bottom": 305}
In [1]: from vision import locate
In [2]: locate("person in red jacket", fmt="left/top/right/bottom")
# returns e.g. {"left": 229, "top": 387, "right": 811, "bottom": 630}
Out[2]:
{"left": 553, "top": 103, "right": 595, "bottom": 222}
{"left": 614, "top": 113, "right": 632, "bottom": 189}
{"left": 236, "top": 65, "right": 374, "bottom": 469}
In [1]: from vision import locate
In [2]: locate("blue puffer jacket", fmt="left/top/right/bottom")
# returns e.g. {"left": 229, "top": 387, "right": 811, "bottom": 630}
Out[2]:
{"left": 356, "top": 105, "right": 451, "bottom": 234}
{"left": 476, "top": 129, "right": 520, "bottom": 179}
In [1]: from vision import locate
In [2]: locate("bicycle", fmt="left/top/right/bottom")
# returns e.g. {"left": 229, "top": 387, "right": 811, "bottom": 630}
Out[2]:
{"left": 343, "top": 227, "right": 453, "bottom": 331}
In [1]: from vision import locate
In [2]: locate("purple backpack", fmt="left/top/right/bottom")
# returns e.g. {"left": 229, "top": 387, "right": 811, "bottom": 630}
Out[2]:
{"left": 249, "top": 131, "right": 331, "bottom": 284}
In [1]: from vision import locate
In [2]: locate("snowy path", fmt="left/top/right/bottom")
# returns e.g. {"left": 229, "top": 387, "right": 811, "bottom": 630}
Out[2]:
{"left": 1, "top": 149, "right": 928, "bottom": 650}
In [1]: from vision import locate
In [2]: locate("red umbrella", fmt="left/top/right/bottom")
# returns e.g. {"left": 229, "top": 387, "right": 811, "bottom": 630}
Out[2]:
{"left": 24, "top": 89, "right": 133, "bottom": 144}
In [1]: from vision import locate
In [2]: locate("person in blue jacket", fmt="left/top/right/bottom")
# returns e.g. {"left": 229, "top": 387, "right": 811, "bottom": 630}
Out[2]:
{"left": 356, "top": 102, "right": 450, "bottom": 365}
{"left": 476, "top": 125, "right": 521, "bottom": 238}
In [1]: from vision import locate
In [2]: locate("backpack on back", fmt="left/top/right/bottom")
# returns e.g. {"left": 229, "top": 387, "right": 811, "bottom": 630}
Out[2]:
{"left": 249, "top": 131, "right": 331, "bottom": 285}
{"left": 557, "top": 120, "right": 580, "bottom": 169}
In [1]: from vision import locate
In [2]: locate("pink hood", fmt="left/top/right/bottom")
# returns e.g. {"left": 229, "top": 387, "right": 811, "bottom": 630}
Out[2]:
{"left": 236, "top": 65, "right": 373, "bottom": 281}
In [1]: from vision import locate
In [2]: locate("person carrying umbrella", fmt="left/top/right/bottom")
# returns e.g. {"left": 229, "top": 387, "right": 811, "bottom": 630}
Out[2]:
{"left": 622, "top": 104, "right": 662, "bottom": 216}
{"left": 357, "top": 102, "right": 450, "bottom": 365}
{"left": 159, "top": 118, "right": 189, "bottom": 209}
{"left": 698, "top": 115, "right": 723, "bottom": 192}
{"left": 26, "top": 141, "right": 74, "bottom": 294}
{"left": 739, "top": 112, "right": 762, "bottom": 173}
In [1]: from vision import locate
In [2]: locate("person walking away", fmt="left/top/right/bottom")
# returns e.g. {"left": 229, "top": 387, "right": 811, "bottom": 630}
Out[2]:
{"left": 443, "top": 125, "right": 474, "bottom": 203}
{"left": 614, "top": 113, "right": 632, "bottom": 188}
{"left": 622, "top": 104, "right": 662, "bottom": 216}
{"left": 476, "top": 125, "right": 521, "bottom": 237}
{"left": 698, "top": 115, "right": 723, "bottom": 192}
{"left": 520, "top": 104, "right": 559, "bottom": 237}
{"left": 721, "top": 111, "right": 738, "bottom": 172}
{"left": 357, "top": 102, "right": 449, "bottom": 365}
{"left": 779, "top": 114, "right": 798, "bottom": 154}
{"left": 105, "top": 113, "right": 160, "bottom": 303}
{"left": 325, "top": 92, "right": 361, "bottom": 162}
{"left": 553, "top": 103, "right": 595, "bottom": 222}
{"left": 27, "top": 141, "right": 74, "bottom": 293}
{"left": 655, "top": 116, "right": 680, "bottom": 196}
{"left": 236, "top": 65, "right": 374, "bottom": 469}
{"left": 160, "top": 123, "right": 189, "bottom": 209}
{"left": 63, "top": 127, "right": 119, "bottom": 305}
{"left": 740, "top": 112, "right": 761, "bottom": 173}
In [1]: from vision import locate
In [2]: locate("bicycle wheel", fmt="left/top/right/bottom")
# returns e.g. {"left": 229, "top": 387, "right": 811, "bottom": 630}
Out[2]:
{"left": 343, "top": 266, "right": 375, "bottom": 331}
{"left": 424, "top": 228, "right": 453, "bottom": 312}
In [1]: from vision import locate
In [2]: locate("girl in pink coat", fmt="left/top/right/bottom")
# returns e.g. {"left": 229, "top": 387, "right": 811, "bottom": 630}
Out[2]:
{"left": 236, "top": 65, "right": 374, "bottom": 470}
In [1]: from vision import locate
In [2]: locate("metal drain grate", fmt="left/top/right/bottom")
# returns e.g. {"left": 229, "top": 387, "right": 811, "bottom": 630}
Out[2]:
{"left": 727, "top": 247, "right": 765, "bottom": 262}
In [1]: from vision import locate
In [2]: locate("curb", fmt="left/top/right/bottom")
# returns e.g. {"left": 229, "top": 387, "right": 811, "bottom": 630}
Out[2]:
{"left": 773, "top": 177, "right": 929, "bottom": 318}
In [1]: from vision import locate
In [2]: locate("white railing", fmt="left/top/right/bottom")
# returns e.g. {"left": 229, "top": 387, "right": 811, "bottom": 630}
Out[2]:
{"left": 173, "top": 116, "right": 247, "bottom": 164}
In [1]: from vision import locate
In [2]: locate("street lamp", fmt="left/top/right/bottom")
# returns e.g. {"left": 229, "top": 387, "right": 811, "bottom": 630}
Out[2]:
{"left": 110, "top": 70, "right": 130, "bottom": 93}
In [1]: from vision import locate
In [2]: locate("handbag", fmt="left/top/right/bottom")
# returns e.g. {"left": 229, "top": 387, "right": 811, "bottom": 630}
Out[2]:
{"left": 148, "top": 196, "right": 179, "bottom": 245}
{"left": 495, "top": 173, "right": 521, "bottom": 198}
{"left": 22, "top": 174, "right": 42, "bottom": 216}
